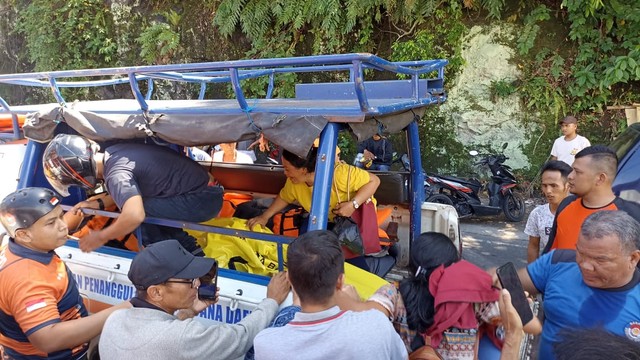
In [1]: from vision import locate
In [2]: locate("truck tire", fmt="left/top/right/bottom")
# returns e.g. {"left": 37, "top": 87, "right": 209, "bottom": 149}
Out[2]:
{"left": 502, "top": 192, "right": 526, "bottom": 222}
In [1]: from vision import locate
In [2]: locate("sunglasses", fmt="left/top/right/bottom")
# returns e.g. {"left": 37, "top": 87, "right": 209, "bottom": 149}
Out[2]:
{"left": 164, "top": 278, "right": 198, "bottom": 288}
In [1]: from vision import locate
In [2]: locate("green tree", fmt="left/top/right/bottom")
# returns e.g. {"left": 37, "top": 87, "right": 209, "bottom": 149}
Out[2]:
{"left": 19, "top": 0, "right": 117, "bottom": 72}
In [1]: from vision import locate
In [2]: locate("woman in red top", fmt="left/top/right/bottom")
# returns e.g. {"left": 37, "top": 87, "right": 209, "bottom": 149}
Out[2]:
{"left": 337, "top": 232, "right": 541, "bottom": 359}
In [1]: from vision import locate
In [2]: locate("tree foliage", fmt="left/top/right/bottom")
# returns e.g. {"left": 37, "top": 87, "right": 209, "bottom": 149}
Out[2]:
{"left": 563, "top": 0, "right": 640, "bottom": 112}
{"left": 214, "top": 0, "right": 476, "bottom": 58}
{"left": 137, "top": 10, "right": 182, "bottom": 64}
{"left": 3, "top": 0, "right": 639, "bottom": 178}
{"left": 18, "top": 0, "right": 117, "bottom": 72}
{"left": 511, "top": 0, "right": 639, "bottom": 178}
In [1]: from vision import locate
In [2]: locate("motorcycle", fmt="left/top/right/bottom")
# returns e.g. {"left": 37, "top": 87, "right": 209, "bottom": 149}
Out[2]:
{"left": 425, "top": 143, "right": 526, "bottom": 222}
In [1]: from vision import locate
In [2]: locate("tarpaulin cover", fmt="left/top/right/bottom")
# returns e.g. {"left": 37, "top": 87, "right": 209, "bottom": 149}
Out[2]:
{"left": 22, "top": 101, "right": 424, "bottom": 157}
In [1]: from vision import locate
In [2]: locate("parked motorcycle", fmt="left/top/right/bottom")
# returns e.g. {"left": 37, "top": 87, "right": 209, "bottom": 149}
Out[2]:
{"left": 425, "top": 143, "right": 526, "bottom": 222}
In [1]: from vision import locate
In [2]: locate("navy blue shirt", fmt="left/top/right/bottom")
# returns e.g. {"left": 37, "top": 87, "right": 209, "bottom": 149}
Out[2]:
{"left": 104, "top": 143, "right": 209, "bottom": 209}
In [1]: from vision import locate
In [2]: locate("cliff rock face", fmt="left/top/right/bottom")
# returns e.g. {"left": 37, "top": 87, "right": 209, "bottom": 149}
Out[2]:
{"left": 442, "top": 25, "right": 530, "bottom": 169}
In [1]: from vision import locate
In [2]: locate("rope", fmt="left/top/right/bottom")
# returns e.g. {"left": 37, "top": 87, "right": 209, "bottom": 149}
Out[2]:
{"left": 243, "top": 98, "right": 262, "bottom": 134}
{"left": 54, "top": 106, "right": 65, "bottom": 124}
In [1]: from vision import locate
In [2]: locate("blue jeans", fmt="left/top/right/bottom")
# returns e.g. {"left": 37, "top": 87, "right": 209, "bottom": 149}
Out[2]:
{"left": 355, "top": 162, "right": 390, "bottom": 171}
{"left": 141, "top": 185, "right": 223, "bottom": 255}
{"left": 370, "top": 163, "right": 390, "bottom": 171}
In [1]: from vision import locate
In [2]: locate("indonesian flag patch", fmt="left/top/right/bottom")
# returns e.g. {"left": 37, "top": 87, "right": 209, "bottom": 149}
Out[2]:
{"left": 25, "top": 299, "right": 46, "bottom": 313}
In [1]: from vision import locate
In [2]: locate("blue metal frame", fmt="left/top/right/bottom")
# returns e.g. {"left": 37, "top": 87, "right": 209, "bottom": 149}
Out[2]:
{"left": 308, "top": 123, "right": 340, "bottom": 231}
{"left": 0, "top": 54, "right": 447, "bottom": 121}
{"left": 0, "top": 97, "right": 21, "bottom": 140}
{"left": 406, "top": 120, "right": 425, "bottom": 244}
{"left": 2, "top": 53, "right": 447, "bottom": 285}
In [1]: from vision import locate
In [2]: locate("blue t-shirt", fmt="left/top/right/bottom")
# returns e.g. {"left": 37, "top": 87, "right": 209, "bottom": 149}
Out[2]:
{"left": 527, "top": 250, "right": 640, "bottom": 360}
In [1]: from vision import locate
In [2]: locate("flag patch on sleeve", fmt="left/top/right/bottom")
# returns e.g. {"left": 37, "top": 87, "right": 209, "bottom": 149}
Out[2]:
{"left": 25, "top": 299, "right": 46, "bottom": 313}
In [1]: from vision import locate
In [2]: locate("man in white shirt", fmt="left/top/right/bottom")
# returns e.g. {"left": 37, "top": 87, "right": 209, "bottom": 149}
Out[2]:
{"left": 213, "top": 142, "right": 255, "bottom": 164}
{"left": 550, "top": 115, "right": 590, "bottom": 165}
{"left": 524, "top": 160, "right": 572, "bottom": 263}
{"left": 253, "top": 230, "right": 407, "bottom": 360}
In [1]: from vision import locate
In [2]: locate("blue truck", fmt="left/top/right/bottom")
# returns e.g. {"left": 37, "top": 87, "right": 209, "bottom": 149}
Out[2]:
{"left": 0, "top": 53, "right": 460, "bottom": 327}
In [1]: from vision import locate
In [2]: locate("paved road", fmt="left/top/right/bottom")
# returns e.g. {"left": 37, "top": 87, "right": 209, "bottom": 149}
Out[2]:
{"left": 459, "top": 216, "right": 529, "bottom": 270}
{"left": 458, "top": 215, "right": 541, "bottom": 360}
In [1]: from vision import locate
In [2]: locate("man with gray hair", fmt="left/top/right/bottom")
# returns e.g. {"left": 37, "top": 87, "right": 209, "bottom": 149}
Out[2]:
{"left": 502, "top": 210, "right": 640, "bottom": 360}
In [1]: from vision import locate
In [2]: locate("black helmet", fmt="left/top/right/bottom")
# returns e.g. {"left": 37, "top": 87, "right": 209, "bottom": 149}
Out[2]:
{"left": 0, "top": 187, "right": 61, "bottom": 237}
{"left": 43, "top": 134, "right": 98, "bottom": 197}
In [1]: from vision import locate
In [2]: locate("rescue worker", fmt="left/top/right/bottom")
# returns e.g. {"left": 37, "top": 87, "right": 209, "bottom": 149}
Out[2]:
{"left": 42, "top": 135, "right": 223, "bottom": 255}
{"left": 0, "top": 187, "right": 130, "bottom": 360}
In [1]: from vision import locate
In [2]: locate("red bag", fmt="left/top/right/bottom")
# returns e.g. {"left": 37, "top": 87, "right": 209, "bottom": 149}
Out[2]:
{"left": 349, "top": 200, "right": 381, "bottom": 255}
{"left": 334, "top": 165, "right": 382, "bottom": 259}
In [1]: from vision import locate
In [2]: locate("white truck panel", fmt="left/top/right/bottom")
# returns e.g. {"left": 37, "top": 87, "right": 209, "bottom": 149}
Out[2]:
{"left": 0, "top": 144, "right": 25, "bottom": 209}
{"left": 56, "top": 245, "right": 288, "bottom": 326}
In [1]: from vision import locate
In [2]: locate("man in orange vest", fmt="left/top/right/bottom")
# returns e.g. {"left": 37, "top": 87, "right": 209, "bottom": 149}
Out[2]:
{"left": 0, "top": 187, "right": 130, "bottom": 360}
{"left": 543, "top": 145, "right": 640, "bottom": 252}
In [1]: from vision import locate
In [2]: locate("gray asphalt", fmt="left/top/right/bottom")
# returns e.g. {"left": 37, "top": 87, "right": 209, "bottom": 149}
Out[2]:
{"left": 459, "top": 215, "right": 529, "bottom": 270}
{"left": 459, "top": 214, "right": 540, "bottom": 360}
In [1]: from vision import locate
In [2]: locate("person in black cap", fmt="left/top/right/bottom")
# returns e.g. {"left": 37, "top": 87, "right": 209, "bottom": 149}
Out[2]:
{"left": 98, "top": 239, "right": 290, "bottom": 360}
{"left": 0, "top": 187, "right": 130, "bottom": 360}
{"left": 550, "top": 115, "right": 591, "bottom": 166}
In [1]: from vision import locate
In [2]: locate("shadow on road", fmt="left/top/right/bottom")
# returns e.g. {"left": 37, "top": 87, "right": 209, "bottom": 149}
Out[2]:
{"left": 460, "top": 215, "right": 529, "bottom": 270}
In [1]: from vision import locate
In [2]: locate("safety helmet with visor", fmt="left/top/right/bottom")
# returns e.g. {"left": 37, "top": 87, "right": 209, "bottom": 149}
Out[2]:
{"left": 42, "top": 134, "right": 98, "bottom": 197}
{"left": 0, "top": 187, "right": 61, "bottom": 238}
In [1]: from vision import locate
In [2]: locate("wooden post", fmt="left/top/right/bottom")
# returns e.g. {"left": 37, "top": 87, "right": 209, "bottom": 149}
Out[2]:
{"left": 606, "top": 104, "right": 639, "bottom": 126}
{"left": 625, "top": 108, "right": 638, "bottom": 126}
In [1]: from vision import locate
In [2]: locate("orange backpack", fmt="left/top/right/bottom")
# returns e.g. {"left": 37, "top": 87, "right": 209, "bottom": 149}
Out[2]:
{"left": 218, "top": 193, "right": 254, "bottom": 218}
{"left": 72, "top": 205, "right": 139, "bottom": 252}
{"left": 271, "top": 207, "right": 306, "bottom": 237}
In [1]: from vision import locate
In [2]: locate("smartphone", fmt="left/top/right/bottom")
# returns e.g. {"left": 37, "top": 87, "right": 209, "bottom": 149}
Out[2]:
{"left": 496, "top": 262, "right": 534, "bottom": 324}
{"left": 197, "top": 260, "right": 218, "bottom": 301}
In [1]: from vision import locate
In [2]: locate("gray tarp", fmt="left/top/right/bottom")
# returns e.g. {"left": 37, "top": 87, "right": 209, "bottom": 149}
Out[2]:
{"left": 23, "top": 102, "right": 424, "bottom": 157}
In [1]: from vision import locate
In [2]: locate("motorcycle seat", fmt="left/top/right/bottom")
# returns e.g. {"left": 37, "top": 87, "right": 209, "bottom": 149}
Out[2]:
{"left": 439, "top": 175, "right": 481, "bottom": 187}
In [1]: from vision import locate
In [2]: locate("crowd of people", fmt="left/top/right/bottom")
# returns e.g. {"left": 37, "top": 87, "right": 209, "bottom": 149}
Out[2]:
{"left": 1, "top": 114, "right": 640, "bottom": 360}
